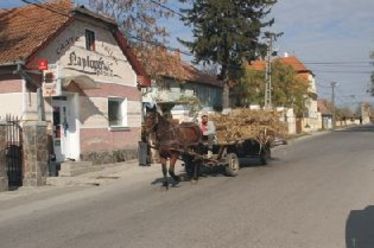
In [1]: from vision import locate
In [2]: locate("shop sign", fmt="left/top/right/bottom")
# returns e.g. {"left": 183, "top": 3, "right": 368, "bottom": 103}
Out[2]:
{"left": 43, "top": 82, "right": 61, "bottom": 97}
{"left": 66, "top": 51, "right": 115, "bottom": 77}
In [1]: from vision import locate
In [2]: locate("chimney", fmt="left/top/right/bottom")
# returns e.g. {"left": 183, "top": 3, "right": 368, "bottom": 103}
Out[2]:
{"left": 284, "top": 52, "right": 289, "bottom": 57}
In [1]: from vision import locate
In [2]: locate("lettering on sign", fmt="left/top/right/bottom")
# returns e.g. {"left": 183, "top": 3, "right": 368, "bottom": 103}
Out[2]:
{"left": 67, "top": 51, "right": 117, "bottom": 77}
{"left": 56, "top": 36, "right": 80, "bottom": 55}
{"left": 43, "top": 83, "right": 58, "bottom": 97}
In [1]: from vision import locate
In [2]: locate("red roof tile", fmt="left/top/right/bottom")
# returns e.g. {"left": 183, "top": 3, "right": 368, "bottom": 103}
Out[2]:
{"left": 0, "top": 0, "right": 150, "bottom": 86}
{"left": 248, "top": 60, "right": 266, "bottom": 71}
{"left": 178, "top": 60, "right": 223, "bottom": 87}
{"left": 248, "top": 56, "right": 312, "bottom": 74}
{"left": 0, "top": 0, "right": 71, "bottom": 64}
{"left": 280, "top": 56, "right": 310, "bottom": 73}
{"left": 317, "top": 99, "right": 332, "bottom": 115}
{"left": 137, "top": 48, "right": 222, "bottom": 87}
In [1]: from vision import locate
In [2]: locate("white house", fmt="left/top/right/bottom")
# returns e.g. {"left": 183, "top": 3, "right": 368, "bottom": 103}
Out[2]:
{"left": 0, "top": 1, "right": 150, "bottom": 164}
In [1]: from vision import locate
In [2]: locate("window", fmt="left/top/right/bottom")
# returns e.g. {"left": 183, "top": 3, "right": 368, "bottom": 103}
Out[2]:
{"left": 108, "top": 98, "right": 128, "bottom": 127}
{"left": 85, "top": 29, "right": 95, "bottom": 51}
{"left": 160, "top": 81, "right": 170, "bottom": 90}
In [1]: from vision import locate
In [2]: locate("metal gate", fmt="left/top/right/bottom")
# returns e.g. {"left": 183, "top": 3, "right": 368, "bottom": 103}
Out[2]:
{"left": 5, "top": 115, "right": 23, "bottom": 189}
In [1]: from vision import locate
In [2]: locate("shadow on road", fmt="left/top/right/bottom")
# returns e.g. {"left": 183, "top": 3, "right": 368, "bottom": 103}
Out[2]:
{"left": 336, "top": 124, "right": 374, "bottom": 133}
{"left": 150, "top": 154, "right": 280, "bottom": 188}
{"left": 346, "top": 205, "right": 374, "bottom": 248}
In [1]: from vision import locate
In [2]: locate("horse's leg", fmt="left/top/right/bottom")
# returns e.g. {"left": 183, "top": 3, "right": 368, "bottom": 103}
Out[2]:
{"left": 192, "top": 144, "right": 204, "bottom": 184}
{"left": 160, "top": 157, "right": 169, "bottom": 189}
{"left": 168, "top": 154, "right": 180, "bottom": 183}
{"left": 191, "top": 159, "right": 201, "bottom": 184}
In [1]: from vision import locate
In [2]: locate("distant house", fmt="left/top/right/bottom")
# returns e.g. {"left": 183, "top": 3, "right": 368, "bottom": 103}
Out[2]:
{"left": 141, "top": 50, "right": 223, "bottom": 121}
{"left": 317, "top": 99, "right": 333, "bottom": 129}
{"left": 0, "top": 1, "right": 150, "bottom": 163}
{"left": 247, "top": 54, "right": 320, "bottom": 133}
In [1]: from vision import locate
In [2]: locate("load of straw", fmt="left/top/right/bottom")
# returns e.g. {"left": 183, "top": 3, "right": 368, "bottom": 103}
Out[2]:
{"left": 209, "top": 108, "right": 288, "bottom": 144}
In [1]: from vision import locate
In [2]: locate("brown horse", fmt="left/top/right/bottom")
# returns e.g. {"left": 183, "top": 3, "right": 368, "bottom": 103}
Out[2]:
{"left": 145, "top": 111, "right": 202, "bottom": 189}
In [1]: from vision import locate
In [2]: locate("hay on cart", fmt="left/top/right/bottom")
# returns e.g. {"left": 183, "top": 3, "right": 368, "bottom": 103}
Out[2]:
{"left": 209, "top": 109, "right": 288, "bottom": 144}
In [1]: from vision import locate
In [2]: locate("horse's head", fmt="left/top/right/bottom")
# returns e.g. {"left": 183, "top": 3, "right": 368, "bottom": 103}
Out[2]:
{"left": 144, "top": 112, "right": 159, "bottom": 134}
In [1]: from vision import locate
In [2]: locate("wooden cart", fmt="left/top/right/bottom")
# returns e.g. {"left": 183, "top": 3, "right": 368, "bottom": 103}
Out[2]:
{"left": 182, "top": 137, "right": 272, "bottom": 177}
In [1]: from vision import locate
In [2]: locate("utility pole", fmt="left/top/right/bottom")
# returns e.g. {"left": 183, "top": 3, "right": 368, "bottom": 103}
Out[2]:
{"left": 264, "top": 34, "right": 273, "bottom": 109}
{"left": 331, "top": 81, "right": 337, "bottom": 129}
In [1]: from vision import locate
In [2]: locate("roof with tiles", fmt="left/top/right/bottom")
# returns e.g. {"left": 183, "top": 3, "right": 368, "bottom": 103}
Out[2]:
{"left": 280, "top": 56, "right": 310, "bottom": 72}
{"left": 138, "top": 47, "right": 223, "bottom": 88}
{"left": 0, "top": 0, "right": 150, "bottom": 86}
{"left": 180, "top": 61, "right": 223, "bottom": 88}
{"left": 317, "top": 99, "right": 332, "bottom": 115}
{"left": 0, "top": 0, "right": 71, "bottom": 64}
{"left": 248, "top": 55, "right": 312, "bottom": 74}
{"left": 248, "top": 60, "right": 266, "bottom": 71}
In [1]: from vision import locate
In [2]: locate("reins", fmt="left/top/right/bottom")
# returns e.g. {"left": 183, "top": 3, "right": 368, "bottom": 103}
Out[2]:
{"left": 147, "top": 113, "right": 178, "bottom": 143}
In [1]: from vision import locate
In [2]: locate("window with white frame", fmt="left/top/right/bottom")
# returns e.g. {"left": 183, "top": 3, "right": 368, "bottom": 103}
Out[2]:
{"left": 108, "top": 97, "right": 128, "bottom": 127}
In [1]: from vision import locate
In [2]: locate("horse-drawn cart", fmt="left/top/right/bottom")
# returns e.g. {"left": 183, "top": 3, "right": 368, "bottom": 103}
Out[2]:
{"left": 182, "top": 136, "right": 272, "bottom": 178}
{"left": 143, "top": 107, "right": 286, "bottom": 188}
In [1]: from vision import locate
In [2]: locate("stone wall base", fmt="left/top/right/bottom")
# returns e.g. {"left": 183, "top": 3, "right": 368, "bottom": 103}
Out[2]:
{"left": 59, "top": 161, "right": 95, "bottom": 177}
{"left": 0, "top": 177, "right": 8, "bottom": 192}
{"left": 80, "top": 149, "right": 138, "bottom": 165}
{"left": 23, "top": 176, "right": 47, "bottom": 187}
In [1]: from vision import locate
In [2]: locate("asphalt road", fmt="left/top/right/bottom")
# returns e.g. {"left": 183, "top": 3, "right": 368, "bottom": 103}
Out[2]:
{"left": 1, "top": 125, "right": 374, "bottom": 248}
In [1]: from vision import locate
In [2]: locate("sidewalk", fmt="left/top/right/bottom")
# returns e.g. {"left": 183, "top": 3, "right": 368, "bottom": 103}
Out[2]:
{"left": 0, "top": 159, "right": 167, "bottom": 203}
{"left": 46, "top": 159, "right": 143, "bottom": 187}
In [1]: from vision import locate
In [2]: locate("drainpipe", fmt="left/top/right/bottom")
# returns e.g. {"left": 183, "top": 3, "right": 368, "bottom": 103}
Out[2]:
{"left": 14, "top": 61, "right": 45, "bottom": 121}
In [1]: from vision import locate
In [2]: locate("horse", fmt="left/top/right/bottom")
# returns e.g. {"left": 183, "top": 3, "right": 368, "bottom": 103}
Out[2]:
{"left": 144, "top": 111, "right": 202, "bottom": 189}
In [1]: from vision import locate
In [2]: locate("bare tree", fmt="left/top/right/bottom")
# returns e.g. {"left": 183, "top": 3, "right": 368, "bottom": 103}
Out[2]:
{"left": 89, "top": 0, "right": 173, "bottom": 45}
{"left": 88, "top": 0, "right": 193, "bottom": 80}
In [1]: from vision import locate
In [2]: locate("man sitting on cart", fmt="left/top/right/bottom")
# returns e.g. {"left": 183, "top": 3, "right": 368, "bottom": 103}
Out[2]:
{"left": 199, "top": 111, "right": 216, "bottom": 159}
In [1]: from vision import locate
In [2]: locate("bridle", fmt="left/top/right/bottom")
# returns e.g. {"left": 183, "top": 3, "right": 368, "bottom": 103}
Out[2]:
{"left": 146, "top": 112, "right": 159, "bottom": 133}
{"left": 146, "top": 112, "right": 178, "bottom": 139}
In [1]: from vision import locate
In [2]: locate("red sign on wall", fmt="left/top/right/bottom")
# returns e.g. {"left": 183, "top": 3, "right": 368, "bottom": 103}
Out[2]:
{"left": 37, "top": 59, "right": 48, "bottom": 71}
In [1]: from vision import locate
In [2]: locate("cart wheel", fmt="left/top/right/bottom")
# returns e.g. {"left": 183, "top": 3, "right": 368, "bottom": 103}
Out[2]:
{"left": 182, "top": 154, "right": 195, "bottom": 178}
{"left": 260, "top": 145, "right": 271, "bottom": 165}
{"left": 225, "top": 153, "right": 239, "bottom": 176}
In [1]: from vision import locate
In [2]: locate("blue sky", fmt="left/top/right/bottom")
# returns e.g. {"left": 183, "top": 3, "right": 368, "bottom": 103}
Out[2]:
{"left": 1, "top": 0, "right": 374, "bottom": 107}
{"left": 270, "top": 0, "right": 374, "bottom": 107}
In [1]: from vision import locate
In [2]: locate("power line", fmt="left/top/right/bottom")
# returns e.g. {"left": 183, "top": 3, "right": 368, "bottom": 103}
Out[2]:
{"left": 310, "top": 63, "right": 372, "bottom": 66}
{"left": 148, "top": 0, "right": 185, "bottom": 18}
{"left": 19, "top": 0, "right": 195, "bottom": 57}
{"left": 303, "top": 61, "right": 372, "bottom": 65}
{"left": 335, "top": 87, "right": 369, "bottom": 101}
{"left": 313, "top": 70, "right": 373, "bottom": 74}
{"left": 316, "top": 82, "right": 331, "bottom": 89}
{"left": 17, "top": 1, "right": 374, "bottom": 77}
{"left": 128, "top": 35, "right": 192, "bottom": 55}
